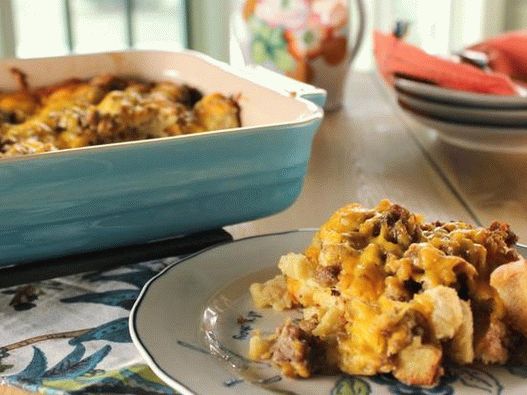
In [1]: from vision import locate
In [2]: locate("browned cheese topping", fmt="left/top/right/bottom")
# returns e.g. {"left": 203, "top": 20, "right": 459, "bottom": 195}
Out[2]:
{"left": 0, "top": 73, "right": 240, "bottom": 158}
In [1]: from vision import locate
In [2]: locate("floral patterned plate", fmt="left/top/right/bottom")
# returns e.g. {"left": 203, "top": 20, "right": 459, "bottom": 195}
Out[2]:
{"left": 130, "top": 230, "right": 527, "bottom": 395}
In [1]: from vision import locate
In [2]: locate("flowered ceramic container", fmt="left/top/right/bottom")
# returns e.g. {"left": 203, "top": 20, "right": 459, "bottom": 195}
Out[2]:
{"left": 235, "top": 0, "right": 365, "bottom": 110}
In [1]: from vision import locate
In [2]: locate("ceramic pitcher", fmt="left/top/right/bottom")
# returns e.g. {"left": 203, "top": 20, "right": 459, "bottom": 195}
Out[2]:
{"left": 235, "top": 0, "right": 366, "bottom": 110}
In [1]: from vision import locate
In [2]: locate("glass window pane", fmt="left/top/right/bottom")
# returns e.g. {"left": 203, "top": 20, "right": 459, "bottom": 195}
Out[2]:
{"left": 132, "top": 0, "right": 187, "bottom": 50}
{"left": 374, "top": 0, "right": 452, "bottom": 55}
{"left": 12, "top": 0, "right": 69, "bottom": 58}
{"left": 70, "top": 0, "right": 128, "bottom": 53}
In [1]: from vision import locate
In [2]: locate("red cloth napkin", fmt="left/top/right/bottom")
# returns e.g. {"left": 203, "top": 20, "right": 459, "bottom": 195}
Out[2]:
{"left": 374, "top": 30, "right": 523, "bottom": 96}
{"left": 469, "top": 29, "right": 527, "bottom": 85}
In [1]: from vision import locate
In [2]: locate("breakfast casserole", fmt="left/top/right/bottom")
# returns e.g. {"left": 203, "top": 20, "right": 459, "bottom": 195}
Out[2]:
{"left": 249, "top": 200, "right": 527, "bottom": 386}
{"left": 0, "top": 70, "right": 240, "bottom": 158}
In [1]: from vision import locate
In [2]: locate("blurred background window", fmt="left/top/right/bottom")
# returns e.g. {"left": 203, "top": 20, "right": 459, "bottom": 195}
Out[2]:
{"left": 2, "top": 0, "right": 188, "bottom": 58}
{"left": 231, "top": 0, "right": 527, "bottom": 71}
{"left": 0, "top": 0, "right": 526, "bottom": 69}
{"left": 338, "top": 0, "right": 527, "bottom": 71}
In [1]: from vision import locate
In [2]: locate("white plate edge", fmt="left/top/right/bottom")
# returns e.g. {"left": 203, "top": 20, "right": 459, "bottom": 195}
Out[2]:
{"left": 395, "top": 78, "right": 527, "bottom": 108}
{"left": 128, "top": 228, "right": 318, "bottom": 394}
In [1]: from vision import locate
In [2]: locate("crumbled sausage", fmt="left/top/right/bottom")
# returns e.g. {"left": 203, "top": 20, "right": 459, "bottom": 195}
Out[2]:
{"left": 315, "top": 265, "right": 341, "bottom": 287}
{"left": 270, "top": 321, "right": 325, "bottom": 378}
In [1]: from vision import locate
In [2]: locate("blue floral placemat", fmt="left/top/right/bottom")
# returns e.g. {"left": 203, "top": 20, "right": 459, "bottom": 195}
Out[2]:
{"left": 0, "top": 258, "right": 181, "bottom": 394}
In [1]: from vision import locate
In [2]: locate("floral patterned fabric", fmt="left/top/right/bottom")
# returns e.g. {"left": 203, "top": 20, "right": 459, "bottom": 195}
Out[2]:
{"left": 0, "top": 258, "right": 180, "bottom": 394}
{"left": 3, "top": 253, "right": 525, "bottom": 395}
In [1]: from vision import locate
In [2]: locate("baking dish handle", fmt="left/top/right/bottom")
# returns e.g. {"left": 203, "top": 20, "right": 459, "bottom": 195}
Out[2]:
{"left": 240, "top": 65, "right": 327, "bottom": 108}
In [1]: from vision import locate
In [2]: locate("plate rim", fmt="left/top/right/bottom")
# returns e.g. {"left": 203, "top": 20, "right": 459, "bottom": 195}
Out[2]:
{"left": 399, "top": 102, "right": 527, "bottom": 134}
{"left": 397, "top": 91, "right": 527, "bottom": 125}
{"left": 395, "top": 77, "right": 527, "bottom": 108}
{"left": 129, "top": 228, "right": 317, "bottom": 394}
{"left": 399, "top": 106, "right": 527, "bottom": 154}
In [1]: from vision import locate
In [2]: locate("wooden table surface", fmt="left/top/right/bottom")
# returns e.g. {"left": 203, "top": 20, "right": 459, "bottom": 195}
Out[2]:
{"left": 2, "top": 72, "right": 526, "bottom": 394}
{"left": 228, "top": 72, "right": 526, "bottom": 241}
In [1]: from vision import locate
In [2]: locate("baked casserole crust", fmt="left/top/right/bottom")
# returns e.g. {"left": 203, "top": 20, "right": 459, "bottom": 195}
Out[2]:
{"left": 249, "top": 200, "right": 527, "bottom": 386}
{"left": 0, "top": 71, "right": 240, "bottom": 158}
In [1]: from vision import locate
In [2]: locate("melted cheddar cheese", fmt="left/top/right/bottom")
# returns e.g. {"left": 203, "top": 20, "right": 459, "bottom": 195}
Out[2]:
{"left": 0, "top": 73, "right": 240, "bottom": 158}
{"left": 249, "top": 200, "right": 521, "bottom": 386}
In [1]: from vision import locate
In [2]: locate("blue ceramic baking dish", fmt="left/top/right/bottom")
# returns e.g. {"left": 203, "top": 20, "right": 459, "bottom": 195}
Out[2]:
{"left": 0, "top": 50, "right": 325, "bottom": 265}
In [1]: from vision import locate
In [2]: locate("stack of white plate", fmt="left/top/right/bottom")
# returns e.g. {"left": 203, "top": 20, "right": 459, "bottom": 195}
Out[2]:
{"left": 395, "top": 78, "right": 527, "bottom": 153}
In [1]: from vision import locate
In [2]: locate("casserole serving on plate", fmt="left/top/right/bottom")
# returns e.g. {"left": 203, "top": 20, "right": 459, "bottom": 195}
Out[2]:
{"left": 0, "top": 50, "right": 325, "bottom": 266}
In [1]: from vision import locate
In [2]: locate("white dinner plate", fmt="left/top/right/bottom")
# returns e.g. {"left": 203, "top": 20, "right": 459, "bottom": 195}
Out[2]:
{"left": 395, "top": 78, "right": 527, "bottom": 109}
{"left": 130, "top": 230, "right": 527, "bottom": 395}
{"left": 399, "top": 105, "right": 527, "bottom": 153}
{"left": 398, "top": 92, "right": 527, "bottom": 126}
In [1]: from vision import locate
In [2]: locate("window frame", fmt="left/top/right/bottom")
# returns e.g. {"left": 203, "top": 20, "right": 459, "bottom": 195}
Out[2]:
{"left": 0, "top": 0, "right": 231, "bottom": 61}
{"left": 0, "top": 0, "right": 16, "bottom": 57}
{"left": 185, "top": 0, "right": 230, "bottom": 62}
{"left": 1, "top": 0, "right": 208, "bottom": 59}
